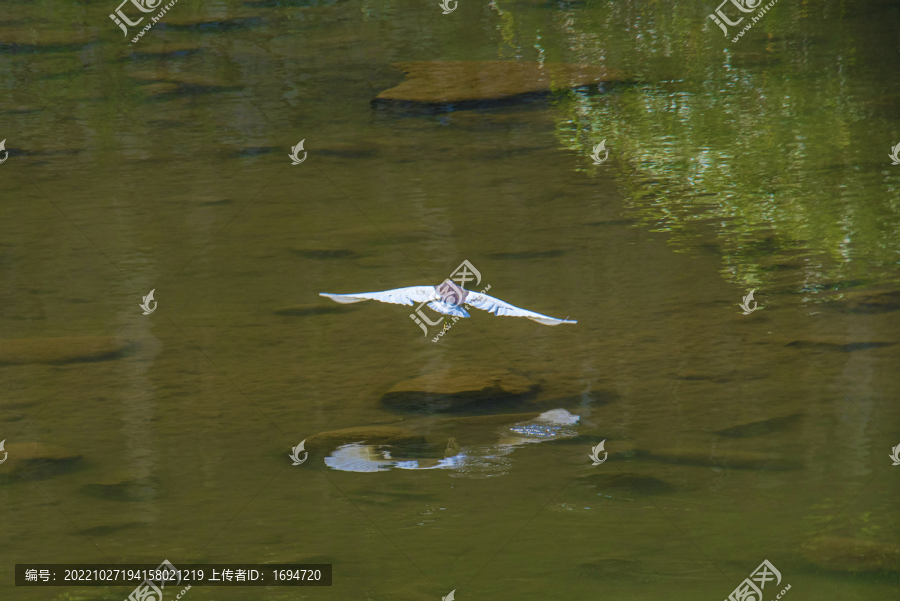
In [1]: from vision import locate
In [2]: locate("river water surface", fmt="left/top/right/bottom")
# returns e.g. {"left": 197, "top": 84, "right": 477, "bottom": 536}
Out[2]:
{"left": 2, "top": 1, "right": 899, "bottom": 600}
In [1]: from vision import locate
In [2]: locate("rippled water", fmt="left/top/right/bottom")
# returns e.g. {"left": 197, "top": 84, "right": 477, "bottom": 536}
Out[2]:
{"left": 2, "top": 1, "right": 900, "bottom": 601}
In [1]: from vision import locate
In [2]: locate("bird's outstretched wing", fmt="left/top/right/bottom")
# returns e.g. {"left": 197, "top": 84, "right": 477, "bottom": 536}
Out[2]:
{"left": 320, "top": 286, "right": 436, "bottom": 306}
{"left": 465, "top": 292, "right": 576, "bottom": 326}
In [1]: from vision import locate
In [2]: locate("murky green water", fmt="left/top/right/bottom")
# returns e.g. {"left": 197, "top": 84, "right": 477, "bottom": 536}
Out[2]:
{"left": 2, "top": 0, "right": 900, "bottom": 600}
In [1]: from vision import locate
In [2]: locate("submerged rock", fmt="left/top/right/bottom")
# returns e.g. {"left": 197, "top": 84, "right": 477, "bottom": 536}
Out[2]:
{"left": 647, "top": 447, "right": 801, "bottom": 471}
{"left": 0, "top": 336, "right": 130, "bottom": 365}
{"left": 785, "top": 340, "right": 894, "bottom": 353}
{"left": 576, "top": 472, "right": 677, "bottom": 496}
{"left": 81, "top": 478, "right": 158, "bottom": 502}
{"left": 837, "top": 290, "right": 900, "bottom": 315}
{"left": 272, "top": 303, "right": 358, "bottom": 316}
{"left": 802, "top": 537, "right": 900, "bottom": 572}
{"left": 128, "top": 70, "right": 236, "bottom": 89}
{"left": 381, "top": 368, "right": 538, "bottom": 413}
{"left": 374, "top": 61, "right": 627, "bottom": 105}
{"left": 437, "top": 412, "right": 542, "bottom": 428}
{"left": 304, "top": 426, "right": 425, "bottom": 452}
{"left": 139, "top": 82, "right": 179, "bottom": 98}
{"left": 0, "top": 442, "right": 82, "bottom": 478}
{"left": 713, "top": 414, "right": 803, "bottom": 438}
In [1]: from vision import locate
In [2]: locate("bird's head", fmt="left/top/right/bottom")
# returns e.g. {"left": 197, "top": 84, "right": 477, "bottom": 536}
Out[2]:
{"left": 437, "top": 279, "right": 468, "bottom": 305}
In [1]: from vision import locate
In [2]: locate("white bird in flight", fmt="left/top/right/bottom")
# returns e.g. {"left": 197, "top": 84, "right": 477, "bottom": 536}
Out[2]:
{"left": 320, "top": 279, "right": 576, "bottom": 326}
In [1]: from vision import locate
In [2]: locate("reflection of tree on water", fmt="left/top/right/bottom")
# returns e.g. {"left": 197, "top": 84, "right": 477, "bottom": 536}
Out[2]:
{"left": 323, "top": 409, "right": 581, "bottom": 477}
{"left": 491, "top": 0, "right": 900, "bottom": 293}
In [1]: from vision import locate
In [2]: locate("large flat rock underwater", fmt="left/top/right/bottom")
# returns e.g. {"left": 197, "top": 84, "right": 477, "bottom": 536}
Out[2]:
{"left": 0, "top": 336, "right": 131, "bottom": 365}
{"left": 303, "top": 426, "right": 426, "bottom": 452}
{"left": 644, "top": 446, "right": 802, "bottom": 471}
{"left": 0, "top": 442, "right": 82, "bottom": 481}
{"left": 372, "top": 61, "right": 629, "bottom": 110}
{"left": 380, "top": 367, "right": 539, "bottom": 414}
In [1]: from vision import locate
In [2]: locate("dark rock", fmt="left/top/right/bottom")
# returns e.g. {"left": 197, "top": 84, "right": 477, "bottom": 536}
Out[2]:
{"left": 381, "top": 368, "right": 538, "bottom": 414}
{"left": 374, "top": 61, "right": 628, "bottom": 106}
{"left": 127, "top": 70, "right": 237, "bottom": 89}
{"left": 437, "top": 413, "right": 542, "bottom": 428}
{"left": 0, "top": 336, "right": 131, "bottom": 365}
{"left": 713, "top": 414, "right": 803, "bottom": 438}
{"left": 542, "top": 390, "right": 619, "bottom": 407}
{"left": 0, "top": 442, "right": 82, "bottom": 479}
{"left": 273, "top": 304, "right": 358, "bottom": 316}
{"left": 576, "top": 472, "right": 677, "bottom": 496}
{"left": 139, "top": 82, "right": 179, "bottom": 98}
{"left": 81, "top": 478, "right": 158, "bottom": 502}
{"left": 786, "top": 341, "right": 894, "bottom": 353}
{"left": 647, "top": 447, "right": 801, "bottom": 471}
{"left": 304, "top": 426, "right": 426, "bottom": 452}
{"left": 838, "top": 290, "right": 900, "bottom": 315}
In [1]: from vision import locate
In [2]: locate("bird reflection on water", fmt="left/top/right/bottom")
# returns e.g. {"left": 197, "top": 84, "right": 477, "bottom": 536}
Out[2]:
{"left": 322, "top": 409, "right": 581, "bottom": 477}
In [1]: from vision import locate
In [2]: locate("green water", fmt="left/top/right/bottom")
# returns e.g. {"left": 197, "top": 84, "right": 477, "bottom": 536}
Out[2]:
{"left": 2, "top": 0, "right": 900, "bottom": 600}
